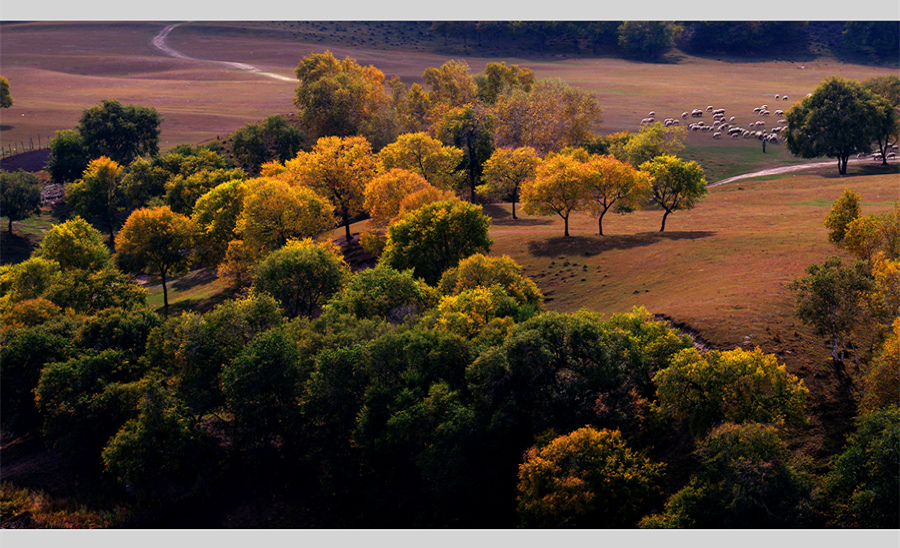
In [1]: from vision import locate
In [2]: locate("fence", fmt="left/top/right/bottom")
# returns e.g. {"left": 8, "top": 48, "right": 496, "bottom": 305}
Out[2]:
{"left": 0, "top": 135, "right": 51, "bottom": 158}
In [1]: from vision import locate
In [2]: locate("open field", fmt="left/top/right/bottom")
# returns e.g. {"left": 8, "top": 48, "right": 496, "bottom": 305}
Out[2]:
{"left": 2, "top": 21, "right": 897, "bottom": 181}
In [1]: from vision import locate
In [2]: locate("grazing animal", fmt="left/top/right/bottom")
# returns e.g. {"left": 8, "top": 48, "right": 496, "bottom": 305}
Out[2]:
{"left": 729, "top": 116, "right": 736, "bottom": 122}
{"left": 775, "top": 94, "right": 780, "bottom": 100}
{"left": 783, "top": 95, "right": 788, "bottom": 101}
{"left": 649, "top": 111, "right": 655, "bottom": 116}
{"left": 713, "top": 132, "right": 722, "bottom": 139}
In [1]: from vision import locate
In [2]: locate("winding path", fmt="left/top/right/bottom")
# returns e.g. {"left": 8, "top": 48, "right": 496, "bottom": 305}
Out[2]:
{"left": 151, "top": 23, "right": 295, "bottom": 82}
{"left": 710, "top": 159, "right": 890, "bottom": 187}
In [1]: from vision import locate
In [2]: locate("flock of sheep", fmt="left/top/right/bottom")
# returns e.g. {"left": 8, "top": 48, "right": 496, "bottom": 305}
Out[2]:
{"left": 640, "top": 94, "right": 793, "bottom": 144}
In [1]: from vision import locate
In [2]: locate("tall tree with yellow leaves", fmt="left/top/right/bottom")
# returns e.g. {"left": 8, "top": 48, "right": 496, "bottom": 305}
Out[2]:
{"left": 583, "top": 155, "right": 652, "bottom": 235}
{"left": 521, "top": 152, "right": 589, "bottom": 237}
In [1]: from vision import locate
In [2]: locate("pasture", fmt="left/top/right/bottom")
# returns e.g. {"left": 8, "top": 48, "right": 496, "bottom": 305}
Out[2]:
{"left": 2, "top": 21, "right": 897, "bottom": 181}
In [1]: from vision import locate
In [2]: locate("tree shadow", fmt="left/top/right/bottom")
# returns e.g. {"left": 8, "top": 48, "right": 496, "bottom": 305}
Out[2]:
{"left": 527, "top": 231, "right": 716, "bottom": 257}
{"left": 481, "top": 204, "right": 554, "bottom": 227}
{"left": 0, "top": 231, "right": 38, "bottom": 265}
{"left": 171, "top": 268, "right": 219, "bottom": 291}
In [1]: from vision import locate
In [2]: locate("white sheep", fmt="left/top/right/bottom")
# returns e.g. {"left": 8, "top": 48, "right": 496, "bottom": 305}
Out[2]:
{"left": 774, "top": 109, "right": 784, "bottom": 116}
{"left": 649, "top": 111, "right": 656, "bottom": 116}
{"left": 775, "top": 94, "right": 780, "bottom": 100}
{"left": 729, "top": 116, "right": 736, "bottom": 122}
{"left": 682, "top": 111, "right": 689, "bottom": 118}
{"left": 706, "top": 105, "right": 714, "bottom": 111}
{"left": 713, "top": 132, "right": 722, "bottom": 139}
{"left": 783, "top": 95, "right": 788, "bottom": 101}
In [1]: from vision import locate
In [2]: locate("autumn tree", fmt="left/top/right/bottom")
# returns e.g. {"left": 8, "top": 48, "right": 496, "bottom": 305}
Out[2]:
{"left": 363, "top": 168, "right": 432, "bottom": 226}
{"left": 190, "top": 179, "right": 249, "bottom": 265}
{"left": 164, "top": 168, "right": 245, "bottom": 216}
{"left": 785, "top": 76, "right": 893, "bottom": 175}
{"left": 517, "top": 427, "right": 665, "bottom": 528}
{"left": 474, "top": 61, "right": 535, "bottom": 105}
{"left": 423, "top": 60, "right": 478, "bottom": 114}
{"left": 583, "top": 154, "right": 652, "bottom": 235}
{"left": 252, "top": 238, "right": 350, "bottom": 318}
{"left": 824, "top": 188, "right": 862, "bottom": 246}
{"left": 609, "top": 122, "right": 686, "bottom": 167}
{"left": 438, "top": 253, "right": 542, "bottom": 308}
{"left": 639, "top": 154, "right": 707, "bottom": 232}
{"left": 65, "top": 156, "right": 126, "bottom": 246}
{"left": 521, "top": 151, "right": 589, "bottom": 237}
{"left": 293, "top": 50, "right": 390, "bottom": 140}
{"left": 114, "top": 206, "right": 195, "bottom": 313}
{"left": 436, "top": 104, "right": 495, "bottom": 200}
{"left": 381, "top": 199, "right": 493, "bottom": 285}
{"left": 0, "top": 170, "right": 42, "bottom": 234}
{"left": 653, "top": 347, "right": 809, "bottom": 436}
{"left": 280, "top": 136, "right": 376, "bottom": 242}
{"left": 493, "top": 79, "right": 603, "bottom": 155}
{"left": 387, "top": 79, "right": 434, "bottom": 135}
{"left": 77, "top": 99, "right": 162, "bottom": 165}
{"left": 236, "top": 177, "right": 336, "bottom": 258}
{"left": 0, "top": 76, "right": 12, "bottom": 108}
{"left": 477, "top": 146, "right": 540, "bottom": 220}
{"left": 377, "top": 132, "right": 464, "bottom": 190}
{"left": 37, "top": 216, "right": 111, "bottom": 271}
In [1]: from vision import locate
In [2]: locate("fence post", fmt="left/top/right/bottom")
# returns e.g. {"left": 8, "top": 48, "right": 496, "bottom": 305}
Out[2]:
{"left": 30, "top": 138, "right": 34, "bottom": 151}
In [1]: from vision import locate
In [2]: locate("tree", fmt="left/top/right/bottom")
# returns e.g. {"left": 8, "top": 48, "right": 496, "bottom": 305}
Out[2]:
{"left": 293, "top": 50, "right": 390, "bottom": 140}
{"left": 653, "top": 347, "right": 809, "bottom": 436}
{"left": 492, "top": 79, "right": 603, "bottom": 155}
{"left": 863, "top": 75, "right": 900, "bottom": 166}
{"left": 824, "top": 188, "right": 862, "bottom": 246}
{"left": 785, "top": 76, "right": 891, "bottom": 175}
{"left": 521, "top": 151, "right": 589, "bottom": 237}
{"left": 438, "top": 253, "right": 542, "bottom": 308}
{"left": 381, "top": 199, "right": 493, "bottom": 285}
{"left": 37, "top": 216, "right": 111, "bottom": 271}
{"left": 610, "top": 122, "right": 686, "bottom": 168}
{"left": 436, "top": 104, "right": 495, "bottom": 200}
{"left": 324, "top": 263, "right": 438, "bottom": 322}
{"left": 377, "top": 132, "right": 464, "bottom": 191}
{"left": 230, "top": 114, "right": 306, "bottom": 175}
{"left": 77, "top": 99, "right": 161, "bottom": 164}
{"left": 280, "top": 136, "right": 376, "bottom": 242}
{"left": 235, "top": 177, "right": 336, "bottom": 257}
{"left": 824, "top": 405, "right": 899, "bottom": 528}
{"left": 114, "top": 206, "right": 195, "bottom": 313}
{"left": 788, "top": 257, "right": 873, "bottom": 377}
{"left": 617, "top": 21, "right": 681, "bottom": 60}
{"left": 65, "top": 156, "right": 125, "bottom": 247}
{"left": 477, "top": 146, "right": 540, "bottom": 220}
{"left": 252, "top": 238, "right": 350, "bottom": 318}
{"left": 583, "top": 155, "right": 652, "bottom": 236}
{"left": 639, "top": 154, "right": 707, "bottom": 232}
{"left": 163, "top": 167, "right": 245, "bottom": 215}
{"left": 517, "top": 427, "right": 665, "bottom": 528}
{"left": 191, "top": 179, "right": 249, "bottom": 265}
{"left": 474, "top": 62, "right": 535, "bottom": 105}
{"left": 0, "top": 76, "right": 12, "bottom": 108}
{"left": 423, "top": 60, "right": 478, "bottom": 114}
{"left": 363, "top": 168, "right": 433, "bottom": 226}
{"left": 641, "top": 423, "right": 817, "bottom": 528}
{"left": 0, "top": 170, "right": 42, "bottom": 234}
{"left": 45, "top": 130, "right": 90, "bottom": 184}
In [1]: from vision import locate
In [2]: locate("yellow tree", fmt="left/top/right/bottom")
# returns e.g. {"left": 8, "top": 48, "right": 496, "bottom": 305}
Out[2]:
{"left": 388, "top": 78, "right": 434, "bottom": 134}
{"left": 363, "top": 168, "right": 432, "bottom": 226}
{"left": 423, "top": 60, "right": 478, "bottom": 118}
{"left": 583, "top": 155, "right": 652, "bottom": 235}
{"left": 191, "top": 179, "right": 250, "bottom": 265}
{"left": 397, "top": 186, "right": 457, "bottom": 219}
{"left": 236, "top": 177, "right": 336, "bottom": 258}
{"left": 639, "top": 155, "right": 708, "bottom": 232}
{"left": 65, "top": 156, "right": 125, "bottom": 248}
{"left": 114, "top": 206, "right": 195, "bottom": 313}
{"left": 477, "top": 146, "right": 541, "bottom": 220}
{"left": 521, "top": 152, "right": 589, "bottom": 237}
{"left": 377, "top": 132, "right": 464, "bottom": 190}
{"left": 280, "top": 136, "right": 376, "bottom": 242}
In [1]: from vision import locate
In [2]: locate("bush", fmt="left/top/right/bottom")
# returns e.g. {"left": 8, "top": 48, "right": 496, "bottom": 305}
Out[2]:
{"left": 324, "top": 263, "right": 437, "bottom": 322}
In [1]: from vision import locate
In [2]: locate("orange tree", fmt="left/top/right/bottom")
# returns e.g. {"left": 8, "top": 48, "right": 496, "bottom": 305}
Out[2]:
{"left": 114, "top": 206, "right": 195, "bottom": 313}
{"left": 280, "top": 136, "right": 376, "bottom": 242}
{"left": 363, "top": 168, "right": 433, "bottom": 227}
{"left": 583, "top": 154, "right": 652, "bottom": 236}
{"left": 521, "top": 151, "right": 589, "bottom": 237}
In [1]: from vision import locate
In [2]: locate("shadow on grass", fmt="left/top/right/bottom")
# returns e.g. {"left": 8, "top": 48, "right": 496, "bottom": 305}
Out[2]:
{"left": 0, "top": 231, "right": 38, "bottom": 265}
{"left": 481, "top": 204, "right": 554, "bottom": 227}
{"left": 171, "top": 268, "right": 219, "bottom": 291}
{"left": 158, "top": 287, "right": 240, "bottom": 317}
{"left": 527, "top": 230, "right": 716, "bottom": 257}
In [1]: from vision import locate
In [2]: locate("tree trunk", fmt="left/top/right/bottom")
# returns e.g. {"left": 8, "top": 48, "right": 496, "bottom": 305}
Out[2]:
{"left": 343, "top": 208, "right": 352, "bottom": 243}
{"left": 598, "top": 209, "right": 607, "bottom": 236}
{"left": 660, "top": 209, "right": 671, "bottom": 232}
{"left": 511, "top": 200, "right": 517, "bottom": 220}
{"left": 161, "top": 269, "right": 169, "bottom": 315}
{"left": 564, "top": 215, "right": 570, "bottom": 237}
{"left": 7, "top": 217, "right": 12, "bottom": 234}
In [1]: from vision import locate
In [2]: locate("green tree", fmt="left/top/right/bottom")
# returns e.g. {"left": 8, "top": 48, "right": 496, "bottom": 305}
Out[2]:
{"left": 293, "top": 50, "right": 390, "bottom": 140}
{"left": 252, "top": 238, "right": 350, "bottom": 318}
{"left": 517, "top": 427, "right": 665, "bottom": 528}
{"left": 641, "top": 423, "right": 818, "bottom": 528}
{"left": 0, "top": 76, "right": 12, "bottom": 108}
{"left": 438, "top": 253, "right": 542, "bottom": 308}
{"left": 436, "top": 104, "right": 495, "bottom": 200}
{"left": 45, "top": 129, "right": 90, "bottom": 184}
{"left": 77, "top": 99, "right": 162, "bottom": 164}
{"left": 65, "top": 156, "right": 125, "bottom": 247}
{"left": 617, "top": 21, "right": 681, "bottom": 60}
{"left": 42, "top": 266, "right": 147, "bottom": 314}
{"left": 824, "top": 188, "right": 862, "bottom": 246}
{"left": 610, "top": 122, "right": 686, "bottom": 168}
{"left": 0, "top": 170, "right": 42, "bottom": 234}
{"left": 474, "top": 61, "right": 535, "bottom": 105}
{"left": 477, "top": 146, "right": 540, "bottom": 220}
{"left": 788, "top": 257, "right": 873, "bottom": 377}
{"left": 381, "top": 199, "right": 493, "bottom": 285}
{"left": 75, "top": 308, "right": 161, "bottom": 361}
{"left": 639, "top": 154, "right": 707, "bottom": 232}
{"left": 36, "top": 216, "right": 111, "bottom": 271}
{"left": 653, "top": 347, "right": 809, "bottom": 436}
{"left": 191, "top": 179, "right": 249, "bottom": 265}
{"left": 863, "top": 75, "right": 900, "bottom": 166}
{"left": 230, "top": 114, "right": 306, "bottom": 175}
{"left": 324, "top": 263, "right": 438, "bottom": 322}
{"left": 114, "top": 206, "right": 195, "bottom": 313}
{"left": 824, "top": 405, "right": 899, "bottom": 528}
{"left": 0, "top": 257, "right": 61, "bottom": 308}
{"left": 785, "top": 76, "right": 891, "bottom": 175}
{"left": 163, "top": 167, "right": 245, "bottom": 215}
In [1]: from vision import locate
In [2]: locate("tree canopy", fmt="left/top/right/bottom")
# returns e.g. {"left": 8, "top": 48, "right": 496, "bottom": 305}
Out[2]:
{"left": 65, "top": 156, "right": 126, "bottom": 246}
{"left": 639, "top": 154, "right": 707, "bottom": 232}
{"left": 0, "top": 170, "right": 42, "bottom": 234}
{"left": 77, "top": 99, "right": 162, "bottom": 165}
{"left": 477, "top": 146, "right": 540, "bottom": 220}
{"left": 1, "top": 76, "right": 13, "bottom": 109}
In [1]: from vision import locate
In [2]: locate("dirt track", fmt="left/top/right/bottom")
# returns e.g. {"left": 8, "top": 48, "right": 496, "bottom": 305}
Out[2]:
{"left": 709, "top": 157, "right": 888, "bottom": 186}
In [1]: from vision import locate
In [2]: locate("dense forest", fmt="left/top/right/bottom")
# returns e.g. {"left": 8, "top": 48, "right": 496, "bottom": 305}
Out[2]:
{"left": 0, "top": 23, "right": 898, "bottom": 529}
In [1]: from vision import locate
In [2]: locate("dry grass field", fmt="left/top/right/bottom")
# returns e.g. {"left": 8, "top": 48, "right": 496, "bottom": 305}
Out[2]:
{"left": 2, "top": 21, "right": 897, "bottom": 180}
